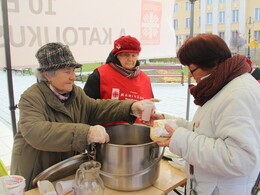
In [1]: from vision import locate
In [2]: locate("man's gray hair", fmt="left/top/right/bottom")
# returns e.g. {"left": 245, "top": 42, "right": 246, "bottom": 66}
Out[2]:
{"left": 35, "top": 70, "right": 57, "bottom": 82}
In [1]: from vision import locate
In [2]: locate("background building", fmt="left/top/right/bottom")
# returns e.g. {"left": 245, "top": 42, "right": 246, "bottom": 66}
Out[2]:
{"left": 173, "top": 0, "right": 260, "bottom": 65}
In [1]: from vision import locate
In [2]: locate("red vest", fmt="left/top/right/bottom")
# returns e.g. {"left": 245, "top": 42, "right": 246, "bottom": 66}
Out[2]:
{"left": 98, "top": 64, "right": 153, "bottom": 125}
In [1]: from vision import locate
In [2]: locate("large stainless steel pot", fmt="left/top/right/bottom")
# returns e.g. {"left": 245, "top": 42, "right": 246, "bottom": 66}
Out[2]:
{"left": 96, "top": 124, "right": 164, "bottom": 191}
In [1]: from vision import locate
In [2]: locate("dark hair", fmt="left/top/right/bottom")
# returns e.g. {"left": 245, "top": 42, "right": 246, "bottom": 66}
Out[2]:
{"left": 177, "top": 34, "right": 231, "bottom": 69}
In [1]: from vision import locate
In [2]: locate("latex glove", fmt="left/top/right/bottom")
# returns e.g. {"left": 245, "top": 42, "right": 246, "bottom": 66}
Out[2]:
{"left": 143, "top": 113, "right": 165, "bottom": 126}
{"left": 157, "top": 123, "right": 175, "bottom": 147}
{"left": 87, "top": 125, "right": 109, "bottom": 144}
{"left": 131, "top": 100, "right": 155, "bottom": 119}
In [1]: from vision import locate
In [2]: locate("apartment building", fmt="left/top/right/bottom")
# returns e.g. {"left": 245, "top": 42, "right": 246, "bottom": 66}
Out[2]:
{"left": 173, "top": 0, "right": 260, "bottom": 61}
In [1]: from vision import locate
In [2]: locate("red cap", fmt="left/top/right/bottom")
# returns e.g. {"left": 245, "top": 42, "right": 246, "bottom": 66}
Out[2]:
{"left": 112, "top": 35, "right": 141, "bottom": 56}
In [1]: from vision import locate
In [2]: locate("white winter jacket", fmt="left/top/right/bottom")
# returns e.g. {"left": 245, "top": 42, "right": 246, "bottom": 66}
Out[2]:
{"left": 167, "top": 73, "right": 260, "bottom": 195}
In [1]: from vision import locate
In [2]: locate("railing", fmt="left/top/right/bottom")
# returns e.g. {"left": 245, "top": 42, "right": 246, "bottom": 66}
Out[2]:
{"left": 75, "top": 67, "right": 83, "bottom": 82}
{"left": 3, "top": 67, "right": 32, "bottom": 76}
{"left": 140, "top": 65, "right": 184, "bottom": 85}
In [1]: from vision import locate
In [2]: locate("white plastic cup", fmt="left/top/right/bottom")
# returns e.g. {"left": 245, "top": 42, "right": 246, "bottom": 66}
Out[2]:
{"left": 37, "top": 180, "right": 57, "bottom": 195}
{"left": 0, "top": 180, "right": 9, "bottom": 194}
{"left": 55, "top": 179, "right": 74, "bottom": 195}
{"left": 141, "top": 100, "right": 155, "bottom": 121}
{"left": 0, "top": 175, "right": 26, "bottom": 195}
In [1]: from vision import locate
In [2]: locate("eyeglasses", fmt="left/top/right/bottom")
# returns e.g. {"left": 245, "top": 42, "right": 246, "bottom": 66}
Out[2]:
{"left": 189, "top": 66, "right": 200, "bottom": 74}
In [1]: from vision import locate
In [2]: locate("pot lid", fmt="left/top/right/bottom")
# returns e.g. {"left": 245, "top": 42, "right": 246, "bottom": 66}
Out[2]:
{"left": 32, "top": 153, "right": 90, "bottom": 186}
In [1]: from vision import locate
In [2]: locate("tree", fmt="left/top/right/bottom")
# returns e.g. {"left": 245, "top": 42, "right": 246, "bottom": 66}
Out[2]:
{"left": 248, "top": 38, "right": 260, "bottom": 60}
{"left": 230, "top": 31, "right": 246, "bottom": 53}
{"left": 248, "top": 38, "right": 260, "bottom": 49}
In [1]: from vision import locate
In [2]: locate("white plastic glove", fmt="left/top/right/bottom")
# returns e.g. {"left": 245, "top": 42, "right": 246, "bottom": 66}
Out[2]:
{"left": 87, "top": 125, "right": 109, "bottom": 144}
{"left": 131, "top": 100, "right": 155, "bottom": 120}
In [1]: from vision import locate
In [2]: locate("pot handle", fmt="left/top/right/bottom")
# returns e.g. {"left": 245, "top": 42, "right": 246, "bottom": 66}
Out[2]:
{"left": 150, "top": 145, "right": 159, "bottom": 162}
{"left": 99, "top": 146, "right": 165, "bottom": 178}
{"left": 85, "top": 143, "right": 96, "bottom": 160}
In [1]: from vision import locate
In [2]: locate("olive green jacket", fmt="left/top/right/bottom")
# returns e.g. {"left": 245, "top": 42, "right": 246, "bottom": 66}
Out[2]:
{"left": 10, "top": 81, "right": 136, "bottom": 190}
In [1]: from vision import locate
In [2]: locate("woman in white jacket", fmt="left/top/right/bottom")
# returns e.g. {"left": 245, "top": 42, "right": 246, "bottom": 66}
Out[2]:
{"left": 152, "top": 34, "right": 260, "bottom": 195}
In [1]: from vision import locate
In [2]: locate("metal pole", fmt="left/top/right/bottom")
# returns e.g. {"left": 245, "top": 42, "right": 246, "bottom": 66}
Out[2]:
{"left": 247, "top": 17, "right": 252, "bottom": 59}
{"left": 186, "top": 0, "right": 197, "bottom": 120}
{"left": 1, "top": 0, "right": 17, "bottom": 137}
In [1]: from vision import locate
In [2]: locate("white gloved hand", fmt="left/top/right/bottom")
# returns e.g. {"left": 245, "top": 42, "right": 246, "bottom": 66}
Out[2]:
{"left": 165, "top": 119, "right": 178, "bottom": 131}
{"left": 87, "top": 125, "right": 109, "bottom": 144}
{"left": 131, "top": 101, "right": 143, "bottom": 118}
{"left": 131, "top": 100, "right": 155, "bottom": 119}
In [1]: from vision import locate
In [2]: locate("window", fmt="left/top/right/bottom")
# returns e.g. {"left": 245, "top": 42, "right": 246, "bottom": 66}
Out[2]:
{"left": 219, "top": 11, "right": 225, "bottom": 24}
{"left": 186, "top": 18, "right": 190, "bottom": 28}
{"left": 255, "top": 31, "right": 260, "bottom": 40}
{"left": 207, "top": 13, "right": 213, "bottom": 25}
{"left": 207, "top": 0, "right": 212, "bottom": 5}
{"left": 174, "top": 3, "right": 178, "bottom": 13}
{"left": 255, "top": 8, "right": 260, "bottom": 21}
{"left": 232, "top": 31, "right": 238, "bottom": 40}
{"left": 186, "top": 2, "right": 191, "bottom": 11}
{"left": 219, "top": 32, "right": 225, "bottom": 39}
{"left": 232, "top": 10, "right": 239, "bottom": 23}
{"left": 173, "top": 19, "right": 178, "bottom": 29}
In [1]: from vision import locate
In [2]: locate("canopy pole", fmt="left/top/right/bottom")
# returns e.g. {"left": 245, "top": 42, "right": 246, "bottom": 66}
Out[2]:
{"left": 1, "top": 0, "right": 17, "bottom": 137}
{"left": 186, "top": 0, "right": 197, "bottom": 120}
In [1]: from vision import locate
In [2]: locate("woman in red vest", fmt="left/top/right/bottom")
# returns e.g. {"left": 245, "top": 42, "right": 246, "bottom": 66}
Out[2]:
{"left": 84, "top": 35, "right": 154, "bottom": 124}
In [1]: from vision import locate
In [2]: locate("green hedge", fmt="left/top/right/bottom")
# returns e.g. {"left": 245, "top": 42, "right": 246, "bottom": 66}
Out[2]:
{"left": 78, "top": 59, "right": 188, "bottom": 83}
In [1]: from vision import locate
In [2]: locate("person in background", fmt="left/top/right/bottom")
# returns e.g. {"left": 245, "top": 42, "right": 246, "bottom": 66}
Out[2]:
{"left": 149, "top": 34, "right": 260, "bottom": 194}
{"left": 83, "top": 35, "right": 154, "bottom": 124}
{"left": 10, "top": 42, "right": 152, "bottom": 190}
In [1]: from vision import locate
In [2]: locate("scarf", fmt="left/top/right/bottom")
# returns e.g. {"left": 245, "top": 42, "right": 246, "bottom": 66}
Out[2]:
{"left": 189, "top": 54, "right": 251, "bottom": 106}
{"left": 109, "top": 62, "right": 140, "bottom": 78}
{"left": 49, "top": 85, "right": 70, "bottom": 103}
{"left": 106, "top": 52, "right": 141, "bottom": 79}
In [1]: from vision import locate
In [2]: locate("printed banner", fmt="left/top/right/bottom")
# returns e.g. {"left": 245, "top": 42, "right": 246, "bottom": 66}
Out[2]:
{"left": 0, "top": 0, "right": 176, "bottom": 68}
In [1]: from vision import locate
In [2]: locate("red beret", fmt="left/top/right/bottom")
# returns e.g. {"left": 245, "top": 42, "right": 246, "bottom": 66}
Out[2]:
{"left": 112, "top": 35, "right": 141, "bottom": 56}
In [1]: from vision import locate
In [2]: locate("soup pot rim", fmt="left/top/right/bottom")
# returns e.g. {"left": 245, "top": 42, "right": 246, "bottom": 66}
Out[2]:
{"left": 101, "top": 141, "right": 157, "bottom": 147}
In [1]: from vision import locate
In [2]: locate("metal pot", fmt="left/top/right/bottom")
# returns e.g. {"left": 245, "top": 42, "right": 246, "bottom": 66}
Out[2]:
{"left": 95, "top": 124, "right": 164, "bottom": 191}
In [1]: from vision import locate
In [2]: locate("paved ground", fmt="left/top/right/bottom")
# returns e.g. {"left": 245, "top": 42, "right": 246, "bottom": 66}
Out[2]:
{"left": 0, "top": 70, "right": 197, "bottom": 168}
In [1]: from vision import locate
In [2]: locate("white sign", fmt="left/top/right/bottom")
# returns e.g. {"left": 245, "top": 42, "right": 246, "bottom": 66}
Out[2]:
{"left": 0, "top": 0, "right": 176, "bottom": 69}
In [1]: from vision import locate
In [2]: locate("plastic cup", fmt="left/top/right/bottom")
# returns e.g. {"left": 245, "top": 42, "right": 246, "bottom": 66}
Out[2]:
{"left": 141, "top": 100, "right": 154, "bottom": 121}
{"left": 37, "top": 180, "right": 56, "bottom": 195}
{"left": 55, "top": 179, "right": 74, "bottom": 195}
{"left": 0, "top": 175, "right": 25, "bottom": 195}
